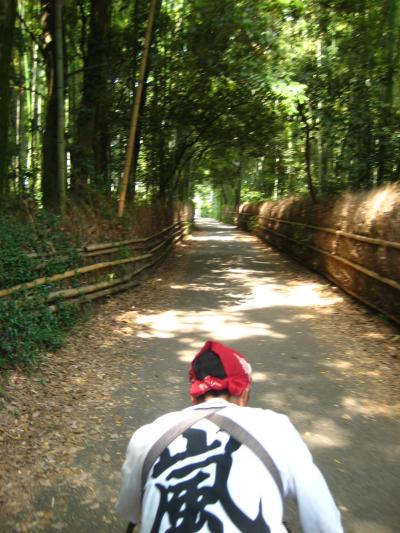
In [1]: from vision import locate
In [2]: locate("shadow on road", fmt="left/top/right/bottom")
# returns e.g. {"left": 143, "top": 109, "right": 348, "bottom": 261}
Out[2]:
{"left": 103, "top": 219, "right": 399, "bottom": 533}
{"left": 3, "top": 218, "right": 398, "bottom": 533}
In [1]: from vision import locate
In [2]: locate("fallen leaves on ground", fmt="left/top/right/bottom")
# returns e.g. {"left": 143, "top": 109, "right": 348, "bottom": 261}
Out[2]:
{"left": 0, "top": 235, "right": 399, "bottom": 531}
{"left": 0, "top": 256, "right": 180, "bottom": 531}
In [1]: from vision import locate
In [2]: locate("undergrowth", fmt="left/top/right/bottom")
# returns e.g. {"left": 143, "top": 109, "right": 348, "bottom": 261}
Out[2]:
{"left": 0, "top": 201, "right": 193, "bottom": 369}
{"left": 0, "top": 213, "right": 81, "bottom": 368}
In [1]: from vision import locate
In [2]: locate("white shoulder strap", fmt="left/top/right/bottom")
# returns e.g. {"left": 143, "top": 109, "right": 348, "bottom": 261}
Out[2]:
{"left": 141, "top": 407, "right": 223, "bottom": 490}
{"left": 208, "top": 412, "right": 284, "bottom": 499}
{"left": 141, "top": 407, "right": 284, "bottom": 500}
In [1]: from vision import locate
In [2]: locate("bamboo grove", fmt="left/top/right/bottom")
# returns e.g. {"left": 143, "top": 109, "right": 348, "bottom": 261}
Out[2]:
{"left": 0, "top": 0, "right": 399, "bottom": 215}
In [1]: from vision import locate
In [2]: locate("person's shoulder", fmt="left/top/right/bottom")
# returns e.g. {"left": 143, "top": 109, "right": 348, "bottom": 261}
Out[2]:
{"left": 229, "top": 404, "right": 290, "bottom": 424}
{"left": 128, "top": 406, "right": 198, "bottom": 452}
{"left": 223, "top": 404, "right": 299, "bottom": 439}
{"left": 225, "top": 405, "right": 311, "bottom": 463}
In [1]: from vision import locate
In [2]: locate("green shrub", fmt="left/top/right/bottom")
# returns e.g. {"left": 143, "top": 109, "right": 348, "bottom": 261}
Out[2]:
{"left": 0, "top": 213, "right": 80, "bottom": 288}
{"left": 0, "top": 290, "right": 75, "bottom": 367}
{"left": 238, "top": 214, "right": 259, "bottom": 232}
{"left": 0, "top": 214, "right": 81, "bottom": 368}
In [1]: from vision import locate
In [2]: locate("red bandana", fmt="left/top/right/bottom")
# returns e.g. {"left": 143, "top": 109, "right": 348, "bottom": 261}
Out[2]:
{"left": 189, "top": 340, "right": 251, "bottom": 397}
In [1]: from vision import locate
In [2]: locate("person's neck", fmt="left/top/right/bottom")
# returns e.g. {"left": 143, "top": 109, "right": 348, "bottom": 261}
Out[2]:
{"left": 203, "top": 394, "right": 237, "bottom": 404}
{"left": 191, "top": 389, "right": 249, "bottom": 407}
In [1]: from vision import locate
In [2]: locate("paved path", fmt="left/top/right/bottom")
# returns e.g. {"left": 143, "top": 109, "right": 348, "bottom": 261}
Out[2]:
{"left": 2, "top": 219, "right": 399, "bottom": 532}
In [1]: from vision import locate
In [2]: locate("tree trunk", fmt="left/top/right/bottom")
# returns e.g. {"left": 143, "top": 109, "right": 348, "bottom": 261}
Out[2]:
{"left": 41, "top": 0, "right": 66, "bottom": 212}
{"left": 55, "top": 0, "right": 66, "bottom": 214}
{"left": 118, "top": 0, "right": 159, "bottom": 217}
{"left": 126, "top": 0, "right": 141, "bottom": 202}
{"left": 304, "top": 125, "right": 316, "bottom": 201}
{"left": 298, "top": 103, "right": 316, "bottom": 202}
{"left": 30, "top": 44, "right": 41, "bottom": 195}
{"left": 71, "top": 0, "right": 112, "bottom": 195}
{"left": 376, "top": 0, "right": 400, "bottom": 184}
{"left": 235, "top": 155, "right": 243, "bottom": 207}
{"left": 18, "top": 66, "right": 28, "bottom": 192}
{"left": 17, "top": 1, "right": 34, "bottom": 192}
{"left": 0, "top": 0, "right": 17, "bottom": 198}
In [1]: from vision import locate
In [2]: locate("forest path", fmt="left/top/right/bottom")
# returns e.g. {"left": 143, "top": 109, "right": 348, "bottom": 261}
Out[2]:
{"left": 1, "top": 219, "right": 400, "bottom": 533}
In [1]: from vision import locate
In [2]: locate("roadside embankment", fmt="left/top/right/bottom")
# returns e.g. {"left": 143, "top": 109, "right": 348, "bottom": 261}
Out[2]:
{"left": 237, "top": 184, "right": 400, "bottom": 323}
{"left": 0, "top": 199, "right": 193, "bottom": 368}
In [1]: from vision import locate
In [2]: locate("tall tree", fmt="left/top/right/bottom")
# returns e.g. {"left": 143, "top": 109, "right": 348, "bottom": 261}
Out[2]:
{"left": 71, "top": 0, "right": 112, "bottom": 195}
{"left": 1, "top": 0, "right": 399, "bottom": 210}
{"left": 55, "top": 0, "right": 66, "bottom": 213}
{"left": 41, "top": 0, "right": 66, "bottom": 212}
{"left": 0, "top": 0, "right": 17, "bottom": 198}
{"left": 118, "top": 0, "right": 159, "bottom": 217}
{"left": 376, "top": 0, "right": 400, "bottom": 183}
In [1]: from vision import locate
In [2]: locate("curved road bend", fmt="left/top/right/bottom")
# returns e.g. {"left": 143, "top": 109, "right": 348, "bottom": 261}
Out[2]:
{"left": 6, "top": 219, "right": 400, "bottom": 532}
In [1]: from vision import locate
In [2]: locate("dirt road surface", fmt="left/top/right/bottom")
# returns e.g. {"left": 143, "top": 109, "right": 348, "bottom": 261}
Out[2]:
{"left": 1, "top": 219, "right": 399, "bottom": 532}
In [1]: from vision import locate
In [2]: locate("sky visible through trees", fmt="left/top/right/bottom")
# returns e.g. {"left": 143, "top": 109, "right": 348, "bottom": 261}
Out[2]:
{"left": 0, "top": 0, "right": 399, "bottom": 214}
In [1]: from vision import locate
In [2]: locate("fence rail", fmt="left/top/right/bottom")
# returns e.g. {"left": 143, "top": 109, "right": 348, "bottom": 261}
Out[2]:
{"left": 249, "top": 214, "right": 400, "bottom": 250}
{"left": 1, "top": 220, "right": 189, "bottom": 307}
{"left": 236, "top": 211, "right": 400, "bottom": 325}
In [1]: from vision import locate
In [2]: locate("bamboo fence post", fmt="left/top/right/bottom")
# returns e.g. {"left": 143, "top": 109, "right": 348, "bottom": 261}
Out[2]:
{"left": 0, "top": 253, "right": 151, "bottom": 298}
{"left": 47, "top": 271, "right": 140, "bottom": 301}
{"left": 50, "top": 279, "right": 141, "bottom": 311}
{"left": 2, "top": 220, "right": 188, "bottom": 304}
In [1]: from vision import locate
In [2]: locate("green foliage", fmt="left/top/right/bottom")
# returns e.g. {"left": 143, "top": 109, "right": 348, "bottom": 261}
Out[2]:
{"left": 194, "top": 183, "right": 216, "bottom": 217}
{"left": 0, "top": 212, "right": 79, "bottom": 289}
{"left": 0, "top": 288, "right": 79, "bottom": 368}
{"left": 117, "top": 246, "right": 132, "bottom": 259}
{"left": 0, "top": 213, "right": 81, "bottom": 368}
{"left": 246, "top": 216, "right": 260, "bottom": 233}
{"left": 3, "top": 0, "right": 400, "bottom": 212}
{"left": 240, "top": 188, "right": 267, "bottom": 203}
{"left": 2, "top": 0, "right": 399, "bottom": 361}
{"left": 237, "top": 214, "right": 260, "bottom": 233}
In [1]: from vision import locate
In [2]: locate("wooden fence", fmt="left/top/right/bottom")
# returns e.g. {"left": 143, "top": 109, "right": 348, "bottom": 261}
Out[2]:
{"left": 237, "top": 212, "right": 400, "bottom": 325}
{"left": 0, "top": 220, "right": 189, "bottom": 309}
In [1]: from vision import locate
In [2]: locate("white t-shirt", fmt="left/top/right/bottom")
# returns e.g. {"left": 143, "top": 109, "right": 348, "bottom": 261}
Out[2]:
{"left": 116, "top": 398, "right": 343, "bottom": 532}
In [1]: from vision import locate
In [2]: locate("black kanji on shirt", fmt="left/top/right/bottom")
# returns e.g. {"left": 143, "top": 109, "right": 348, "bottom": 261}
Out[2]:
{"left": 149, "top": 427, "right": 270, "bottom": 533}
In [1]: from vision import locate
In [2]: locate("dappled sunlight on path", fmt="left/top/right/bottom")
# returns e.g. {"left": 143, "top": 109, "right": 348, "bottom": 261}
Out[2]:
{"left": 1, "top": 218, "right": 399, "bottom": 533}
{"left": 136, "top": 308, "right": 284, "bottom": 341}
{"left": 108, "top": 219, "right": 400, "bottom": 532}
